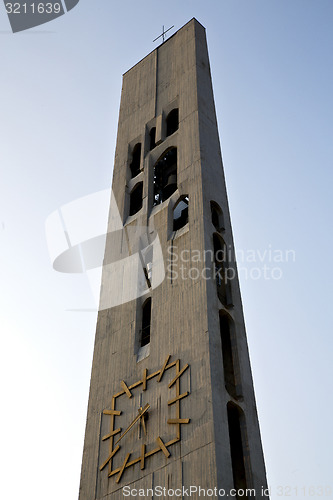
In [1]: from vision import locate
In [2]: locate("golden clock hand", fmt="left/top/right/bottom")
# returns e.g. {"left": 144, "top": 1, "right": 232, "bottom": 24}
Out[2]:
{"left": 135, "top": 403, "right": 150, "bottom": 438}
{"left": 114, "top": 403, "right": 150, "bottom": 445}
{"left": 139, "top": 407, "right": 147, "bottom": 435}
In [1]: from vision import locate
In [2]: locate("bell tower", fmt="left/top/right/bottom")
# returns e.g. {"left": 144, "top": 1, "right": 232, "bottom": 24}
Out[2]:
{"left": 79, "top": 18, "right": 269, "bottom": 499}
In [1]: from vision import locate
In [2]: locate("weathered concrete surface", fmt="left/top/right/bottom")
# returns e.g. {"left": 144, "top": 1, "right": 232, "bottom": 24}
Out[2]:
{"left": 79, "top": 18, "right": 269, "bottom": 500}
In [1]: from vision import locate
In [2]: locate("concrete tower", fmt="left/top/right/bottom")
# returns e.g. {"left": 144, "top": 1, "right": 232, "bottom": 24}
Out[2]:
{"left": 79, "top": 19, "right": 269, "bottom": 499}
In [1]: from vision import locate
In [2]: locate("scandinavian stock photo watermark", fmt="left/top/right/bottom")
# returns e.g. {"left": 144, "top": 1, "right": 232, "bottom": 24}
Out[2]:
{"left": 46, "top": 188, "right": 296, "bottom": 310}
{"left": 166, "top": 244, "right": 296, "bottom": 284}
{"left": 122, "top": 485, "right": 332, "bottom": 498}
{"left": 122, "top": 484, "right": 332, "bottom": 498}
{"left": 122, "top": 485, "right": 263, "bottom": 498}
{"left": 3, "top": 0, "right": 80, "bottom": 32}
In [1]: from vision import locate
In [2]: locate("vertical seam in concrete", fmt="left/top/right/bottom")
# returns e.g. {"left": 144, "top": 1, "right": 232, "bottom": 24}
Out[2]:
{"left": 94, "top": 411, "right": 103, "bottom": 498}
{"left": 155, "top": 48, "right": 158, "bottom": 118}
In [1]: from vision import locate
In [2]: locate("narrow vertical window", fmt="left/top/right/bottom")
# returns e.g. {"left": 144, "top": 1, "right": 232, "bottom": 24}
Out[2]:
{"left": 130, "top": 143, "right": 141, "bottom": 178}
{"left": 227, "top": 403, "right": 251, "bottom": 497}
{"left": 141, "top": 298, "right": 151, "bottom": 347}
{"left": 166, "top": 108, "right": 179, "bottom": 137}
{"left": 210, "top": 201, "right": 224, "bottom": 232}
{"left": 213, "top": 233, "right": 232, "bottom": 306}
{"left": 173, "top": 196, "right": 189, "bottom": 231}
{"left": 149, "top": 127, "right": 156, "bottom": 150}
{"left": 129, "top": 182, "right": 143, "bottom": 216}
{"left": 219, "top": 313, "right": 241, "bottom": 399}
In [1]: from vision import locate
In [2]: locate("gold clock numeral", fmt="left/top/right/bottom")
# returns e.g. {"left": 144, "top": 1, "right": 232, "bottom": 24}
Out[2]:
{"left": 157, "top": 354, "right": 171, "bottom": 382}
{"left": 168, "top": 391, "right": 189, "bottom": 406}
{"left": 103, "top": 409, "right": 121, "bottom": 416}
{"left": 140, "top": 444, "right": 146, "bottom": 470}
{"left": 102, "top": 428, "right": 121, "bottom": 441}
{"left": 167, "top": 418, "right": 190, "bottom": 424}
{"left": 156, "top": 436, "right": 170, "bottom": 458}
{"left": 168, "top": 363, "right": 189, "bottom": 388}
{"left": 121, "top": 380, "right": 133, "bottom": 398}
{"left": 116, "top": 453, "right": 131, "bottom": 483}
{"left": 142, "top": 368, "right": 148, "bottom": 391}
{"left": 99, "top": 445, "right": 120, "bottom": 471}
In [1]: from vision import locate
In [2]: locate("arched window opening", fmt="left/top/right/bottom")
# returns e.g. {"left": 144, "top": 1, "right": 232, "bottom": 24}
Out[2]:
{"left": 149, "top": 127, "right": 156, "bottom": 151}
{"left": 173, "top": 196, "right": 189, "bottom": 231}
{"left": 227, "top": 403, "right": 251, "bottom": 498}
{"left": 213, "top": 233, "right": 232, "bottom": 306}
{"left": 141, "top": 298, "right": 151, "bottom": 347}
{"left": 166, "top": 108, "right": 179, "bottom": 137}
{"left": 129, "top": 182, "right": 143, "bottom": 216}
{"left": 130, "top": 143, "right": 141, "bottom": 178}
{"left": 153, "top": 148, "right": 177, "bottom": 206}
{"left": 210, "top": 201, "right": 224, "bottom": 232}
{"left": 220, "top": 313, "right": 241, "bottom": 399}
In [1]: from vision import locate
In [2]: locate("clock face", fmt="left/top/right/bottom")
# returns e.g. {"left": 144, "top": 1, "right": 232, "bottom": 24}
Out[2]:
{"left": 99, "top": 354, "right": 190, "bottom": 483}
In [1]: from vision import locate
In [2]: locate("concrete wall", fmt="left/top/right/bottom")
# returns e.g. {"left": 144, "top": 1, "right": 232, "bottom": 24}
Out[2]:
{"left": 79, "top": 18, "right": 268, "bottom": 500}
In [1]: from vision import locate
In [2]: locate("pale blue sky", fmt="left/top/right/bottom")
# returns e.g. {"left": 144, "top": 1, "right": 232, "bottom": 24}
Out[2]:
{"left": 1, "top": 1, "right": 332, "bottom": 499}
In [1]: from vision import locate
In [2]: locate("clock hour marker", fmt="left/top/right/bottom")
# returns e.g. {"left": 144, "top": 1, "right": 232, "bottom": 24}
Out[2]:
{"left": 168, "top": 363, "right": 189, "bottom": 388}
{"left": 116, "top": 453, "right": 131, "bottom": 483}
{"left": 156, "top": 436, "right": 170, "bottom": 458}
{"left": 121, "top": 380, "right": 133, "bottom": 398}
{"left": 167, "top": 418, "right": 190, "bottom": 424}
{"left": 157, "top": 354, "right": 171, "bottom": 382}
{"left": 142, "top": 368, "right": 148, "bottom": 391}
{"left": 140, "top": 444, "right": 146, "bottom": 470}
{"left": 168, "top": 391, "right": 189, "bottom": 406}
{"left": 102, "top": 428, "right": 122, "bottom": 441}
{"left": 99, "top": 445, "right": 120, "bottom": 471}
{"left": 103, "top": 409, "right": 121, "bottom": 416}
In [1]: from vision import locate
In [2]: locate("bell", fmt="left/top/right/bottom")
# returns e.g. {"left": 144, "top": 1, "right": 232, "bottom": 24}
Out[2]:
{"left": 164, "top": 174, "right": 177, "bottom": 199}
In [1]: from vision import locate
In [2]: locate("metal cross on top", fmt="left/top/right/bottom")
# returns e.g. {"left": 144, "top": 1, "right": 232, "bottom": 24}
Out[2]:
{"left": 153, "top": 25, "right": 174, "bottom": 43}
